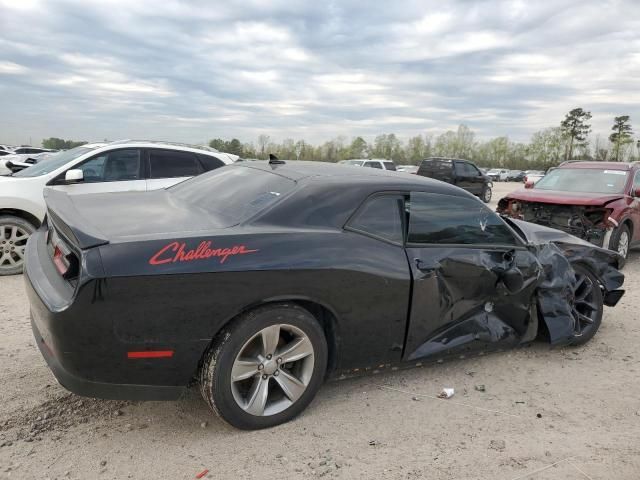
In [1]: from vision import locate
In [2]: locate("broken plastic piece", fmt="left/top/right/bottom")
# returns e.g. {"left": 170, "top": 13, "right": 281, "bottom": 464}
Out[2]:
{"left": 196, "top": 469, "right": 209, "bottom": 479}
{"left": 437, "top": 388, "right": 455, "bottom": 399}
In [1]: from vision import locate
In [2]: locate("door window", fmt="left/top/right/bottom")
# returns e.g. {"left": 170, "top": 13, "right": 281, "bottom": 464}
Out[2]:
{"left": 364, "top": 161, "right": 382, "bottom": 169}
{"left": 633, "top": 170, "right": 640, "bottom": 190}
{"left": 454, "top": 162, "right": 466, "bottom": 175}
{"left": 407, "top": 192, "right": 518, "bottom": 245}
{"left": 383, "top": 162, "right": 397, "bottom": 171}
{"left": 149, "top": 149, "right": 201, "bottom": 178}
{"left": 347, "top": 195, "right": 404, "bottom": 243}
{"left": 76, "top": 149, "right": 141, "bottom": 183}
{"left": 465, "top": 163, "right": 481, "bottom": 176}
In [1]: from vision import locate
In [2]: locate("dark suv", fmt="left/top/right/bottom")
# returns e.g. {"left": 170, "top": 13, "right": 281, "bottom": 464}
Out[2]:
{"left": 417, "top": 157, "right": 493, "bottom": 203}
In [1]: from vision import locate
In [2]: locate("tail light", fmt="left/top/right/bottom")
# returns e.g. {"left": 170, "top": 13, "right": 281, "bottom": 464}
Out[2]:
{"left": 49, "top": 230, "right": 79, "bottom": 279}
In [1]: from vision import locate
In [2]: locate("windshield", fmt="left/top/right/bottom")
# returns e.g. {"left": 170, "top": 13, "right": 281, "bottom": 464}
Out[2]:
{"left": 13, "top": 146, "right": 97, "bottom": 177}
{"left": 170, "top": 165, "right": 296, "bottom": 225}
{"left": 535, "top": 168, "right": 628, "bottom": 194}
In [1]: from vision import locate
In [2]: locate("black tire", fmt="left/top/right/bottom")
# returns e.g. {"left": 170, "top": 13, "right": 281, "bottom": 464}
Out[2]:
{"left": 199, "top": 303, "right": 328, "bottom": 430}
{"left": 569, "top": 264, "right": 604, "bottom": 346}
{"left": 480, "top": 186, "right": 492, "bottom": 203}
{"left": 608, "top": 223, "right": 630, "bottom": 269}
{"left": 0, "top": 215, "right": 36, "bottom": 276}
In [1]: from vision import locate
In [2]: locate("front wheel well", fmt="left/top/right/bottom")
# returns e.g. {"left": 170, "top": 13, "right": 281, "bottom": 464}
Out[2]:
{"left": 0, "top": 209, "right": 41, "bottom": 228}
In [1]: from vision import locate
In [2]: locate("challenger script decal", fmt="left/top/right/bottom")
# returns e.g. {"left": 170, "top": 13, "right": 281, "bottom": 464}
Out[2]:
{"left": 149, "top": 241, "right": 258, "bottom": 265}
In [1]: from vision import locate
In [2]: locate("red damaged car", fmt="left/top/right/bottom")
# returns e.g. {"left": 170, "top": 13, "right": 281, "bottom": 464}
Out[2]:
{"left": 497, "top": 161, "right": 640, "bottom": 267}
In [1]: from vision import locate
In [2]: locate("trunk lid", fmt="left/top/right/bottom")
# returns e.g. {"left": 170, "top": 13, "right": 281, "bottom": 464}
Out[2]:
{"left": 43, "top": 189, "right": 225, "bottom": 249}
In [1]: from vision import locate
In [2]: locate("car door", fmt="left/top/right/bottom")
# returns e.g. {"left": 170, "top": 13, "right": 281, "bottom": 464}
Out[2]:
{"left": 145, "top": 148, "right": 203, "bottom": 190}
{"left": 464, "top": 162, "right": 485, "bottom": 195}
{"left": 51, "top": 148, "right": 146, "bottom": 195}
{"left": 453, "top": 161, "right": 472, "bottom": 191}
{"left": 402, "top": 191, "right": 541, "bottom": 362}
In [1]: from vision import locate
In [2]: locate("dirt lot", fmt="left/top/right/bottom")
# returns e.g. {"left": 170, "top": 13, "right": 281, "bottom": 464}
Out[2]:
{"left": 1, "top": 182, "right": 639, "bottom": 479}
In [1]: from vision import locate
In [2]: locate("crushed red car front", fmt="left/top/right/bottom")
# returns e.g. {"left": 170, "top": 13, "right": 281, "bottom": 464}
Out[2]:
{"left": 497, "top": 189, "right": 624, "bottom": 247}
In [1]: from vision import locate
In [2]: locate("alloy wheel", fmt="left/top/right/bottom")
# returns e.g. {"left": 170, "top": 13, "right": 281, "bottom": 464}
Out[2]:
{"left": 617, "top": 230, "right": 629, "bottom": 259}
{"left": 230, "top": 324, "right": 315, "bottom": 416}
{"left": 0, "top": 224, "right": 30, "bottom": 271}
{"left": 571, "top": 271, "right": 598, "bottom": 337}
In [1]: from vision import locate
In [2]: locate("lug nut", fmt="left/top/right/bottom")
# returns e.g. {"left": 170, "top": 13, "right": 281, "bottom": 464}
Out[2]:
{"left": 274, "top": 370, "right": 279, "bottom": 376}
{"left": 276, "top": 357, "right": 282, "bottom": 364}
{"left": 258, "top": 364, "right": 264, "bottom": 370}
{"left": 262, "top": 374, "right": 268, "bottom": 380}
{"left": 266, "top": 354, "right": 272, "bottom": 360}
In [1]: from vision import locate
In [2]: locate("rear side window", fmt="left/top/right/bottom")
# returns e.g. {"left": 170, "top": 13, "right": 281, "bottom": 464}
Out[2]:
{"left": 348, "top": 195, "right": 403, "bottom": 243}
{"left": 407, "top": 192, "right": 517, "bottom": 245}
{"left": 383, "top": 162, "right": 396, "bottom": 171}
{"left": 419, "top": 159, "right": 451, "bottom": 176}
{"left": 170, "top": 166, "right": 296, "bottom": 227}
{"left": 149, "top": 149, "right": 201, "bottom": 178}
{"left": 197, "top": 154, "right": 225, "bottom": 171}
{"left": 364, "top": 161, "right": 382, "bottom": 169}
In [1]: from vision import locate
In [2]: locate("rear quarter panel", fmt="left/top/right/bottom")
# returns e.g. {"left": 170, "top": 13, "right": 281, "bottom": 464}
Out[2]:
{"left": 93, "top": 230, "right": 411, "bottom": 385}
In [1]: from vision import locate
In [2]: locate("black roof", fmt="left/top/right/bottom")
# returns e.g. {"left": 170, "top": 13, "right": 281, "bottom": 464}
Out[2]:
{"left": 237, "top": 160, "right": 470, "bottom": 197}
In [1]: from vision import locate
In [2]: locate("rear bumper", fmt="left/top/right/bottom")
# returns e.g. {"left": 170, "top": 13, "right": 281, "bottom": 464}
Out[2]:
{"left": 25, "top": 231, "right": 185, "bottom": 401}
{"left": 30, "top": 314, "right": 184, "bottom": 401}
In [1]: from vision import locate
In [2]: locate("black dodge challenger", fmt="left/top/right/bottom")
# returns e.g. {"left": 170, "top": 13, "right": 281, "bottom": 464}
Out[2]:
{"left": 25, "top": 161, "right": 625, "bottom": 429}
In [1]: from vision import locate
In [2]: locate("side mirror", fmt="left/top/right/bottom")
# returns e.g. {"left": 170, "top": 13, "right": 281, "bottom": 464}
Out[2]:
{"left": 64, "top": 169, "right": 84, "bottom": 183}
{"left": 501, "top": 267, "right": 525, "bottom": 294}
{"left": 524, "top": 180, "right": 534, "bottom": 189}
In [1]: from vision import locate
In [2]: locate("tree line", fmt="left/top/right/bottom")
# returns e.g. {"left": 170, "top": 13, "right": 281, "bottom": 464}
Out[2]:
{"left": 41, "top": 137, "right": 88, "bottom": 150}
{"left": 39, "top": 109, "right": 637, "bottom": 170}
{"left": 209, "top": 109, "right": 638, "bottom": 170}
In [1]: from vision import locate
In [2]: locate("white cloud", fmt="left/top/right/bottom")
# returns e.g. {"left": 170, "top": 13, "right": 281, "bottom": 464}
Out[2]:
{"left": 0, "top": 0, "right": 639, "bottom": 145}
{"left": 0, "top": 61, "right": 28, "bottom": 74}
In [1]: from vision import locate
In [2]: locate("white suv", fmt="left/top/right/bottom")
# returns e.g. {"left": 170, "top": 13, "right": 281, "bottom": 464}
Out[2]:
{"left": 0, "top": 140, "right": 238, "bottom": 275}
{"left": 339, "top": 159, "right": 397, "bottom": 170}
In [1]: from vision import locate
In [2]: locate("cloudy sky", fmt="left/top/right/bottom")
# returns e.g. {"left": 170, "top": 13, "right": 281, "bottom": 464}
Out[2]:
{"left": 1, "top": 0, "right": 639, "bottom": 146}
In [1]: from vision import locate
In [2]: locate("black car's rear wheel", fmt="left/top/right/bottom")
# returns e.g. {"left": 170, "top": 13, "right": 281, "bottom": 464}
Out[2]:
{"left": 199, "top": 303, "right": 327, "bottom": 429}
{"left": 569, "top": 264, "right": 604, "bottom": 346}
{"left": 0, "top": 215, "right": 35, "bottom": 276}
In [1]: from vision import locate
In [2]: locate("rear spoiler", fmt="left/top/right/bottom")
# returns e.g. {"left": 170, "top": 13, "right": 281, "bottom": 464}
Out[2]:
{"left": 44, "top": 189, "right": 109, "bottom": 249}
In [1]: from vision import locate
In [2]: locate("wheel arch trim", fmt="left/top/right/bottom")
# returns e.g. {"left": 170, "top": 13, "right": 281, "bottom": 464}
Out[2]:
{"left": 196, "top": 295, "right": 342, "bottom": 380}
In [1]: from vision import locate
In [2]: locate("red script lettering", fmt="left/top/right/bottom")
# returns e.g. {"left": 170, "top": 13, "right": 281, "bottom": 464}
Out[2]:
{"left": 149, "top": 241, "right": 258, "bottom": 265}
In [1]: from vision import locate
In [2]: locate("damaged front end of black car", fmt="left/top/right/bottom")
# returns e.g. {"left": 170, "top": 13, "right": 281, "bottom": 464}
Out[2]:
{"left": 506, "top": 218, "right": 624, "bottom": 345}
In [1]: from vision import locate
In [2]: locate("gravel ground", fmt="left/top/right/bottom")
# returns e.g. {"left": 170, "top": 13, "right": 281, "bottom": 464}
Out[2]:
{"left": 1, "top": 182, "right": 639, "bottom": 479}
